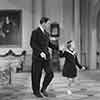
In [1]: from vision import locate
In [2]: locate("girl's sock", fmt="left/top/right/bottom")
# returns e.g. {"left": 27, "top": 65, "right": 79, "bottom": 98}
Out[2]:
{"left": 67, "top": 88, "right": 72, "bottom": 95}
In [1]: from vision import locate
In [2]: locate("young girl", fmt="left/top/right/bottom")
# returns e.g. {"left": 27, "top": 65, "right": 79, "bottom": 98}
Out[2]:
{"left": 59, "top": 40, "right": 85, "bottom": 95}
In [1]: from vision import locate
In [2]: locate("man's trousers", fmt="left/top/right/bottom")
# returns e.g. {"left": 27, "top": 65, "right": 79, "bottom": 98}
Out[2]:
{"left": 31, "top": 58, "right": 54, "bottom": 93}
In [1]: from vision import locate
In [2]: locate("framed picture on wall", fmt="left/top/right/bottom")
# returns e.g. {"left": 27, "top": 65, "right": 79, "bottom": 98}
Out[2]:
{"left": 0, "top": 10, "right": 22, "bottom": 47}
{"left": 50, "top": 22, "right": 60, "bottom": 37}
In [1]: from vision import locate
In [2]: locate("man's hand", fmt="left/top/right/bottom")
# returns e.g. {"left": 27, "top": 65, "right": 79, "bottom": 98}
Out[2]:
{"left": 40, "top": 52, "right": 46, "bottom": 60}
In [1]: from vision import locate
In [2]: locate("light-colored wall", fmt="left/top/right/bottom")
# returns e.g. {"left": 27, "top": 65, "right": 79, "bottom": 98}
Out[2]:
{"left": 89, "top": 0, "right": 100, "bottom": 69}
{"left": 44, "top": 0, "right": 74, "bottom": 48}
{"left": 44, "top": 0, "right": 63, "bottom": 27}
{"left": 44, "top": 0, "right": 74, "bottom": 67}
{"left": 0, "top": 0, "right": 32, "bottom": 71}
{"left": 43, "top": 0, "right": 63, "bottom": 47}
{"left": 0, "top": 0, "right": 32, "bottom": 52}
{"left": 0, "top": 0, "right": 80, "bottom": 71}
{"left": 32, "top": 0, "right": 43, "bottom": 29}
{"left": 63, "top": 0, "right": 73, "bottom": 42}
{"left": 80, "top": 0, "right": 100, "bottom": 70}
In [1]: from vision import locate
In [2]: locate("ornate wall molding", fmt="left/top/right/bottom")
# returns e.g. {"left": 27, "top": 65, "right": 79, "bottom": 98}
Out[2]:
{"left": 0, "top": 49, "right": 26, "bottom": 57}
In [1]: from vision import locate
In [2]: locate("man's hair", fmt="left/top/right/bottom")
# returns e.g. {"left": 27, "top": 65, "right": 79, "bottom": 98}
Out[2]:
{"left": 40, "top": 17, "right": 50, "bottom": 24}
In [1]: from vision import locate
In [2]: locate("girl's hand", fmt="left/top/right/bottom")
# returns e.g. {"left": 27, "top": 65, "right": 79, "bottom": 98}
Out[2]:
{"left": 81, "top": 66, "right": 86, "bottom": 71}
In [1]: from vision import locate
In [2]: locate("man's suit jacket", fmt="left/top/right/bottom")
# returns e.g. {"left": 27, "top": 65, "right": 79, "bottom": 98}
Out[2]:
{"left": 30, "top": 27, "right": 58, "bottom": 61}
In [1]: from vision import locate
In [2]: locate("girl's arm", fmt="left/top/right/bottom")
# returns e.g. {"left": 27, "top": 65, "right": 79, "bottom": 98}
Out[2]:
{"left": 75, "top": 55, "right": 83, "bottom": 69}
{"left": 59, "top": 50, "right": 65, "bottom": 57}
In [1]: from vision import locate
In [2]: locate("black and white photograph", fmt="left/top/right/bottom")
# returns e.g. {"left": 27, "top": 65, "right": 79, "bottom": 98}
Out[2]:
{"left": 0, "top": 0, "right": 100, "bottom": 100}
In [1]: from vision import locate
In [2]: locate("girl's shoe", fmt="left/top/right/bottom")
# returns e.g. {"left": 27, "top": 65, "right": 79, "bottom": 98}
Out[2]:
{"left": 67, "top": 89, "right": 72, "bottom": 95}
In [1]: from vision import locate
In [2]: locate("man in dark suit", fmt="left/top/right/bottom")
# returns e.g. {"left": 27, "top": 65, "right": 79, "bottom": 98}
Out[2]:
{"left": 30, "top": 17, "right": 58, "bottom": 98}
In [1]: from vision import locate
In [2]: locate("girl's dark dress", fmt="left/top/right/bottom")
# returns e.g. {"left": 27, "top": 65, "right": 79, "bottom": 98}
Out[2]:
{"left": 60, "top": 50, "right": 82, "bottom": 78}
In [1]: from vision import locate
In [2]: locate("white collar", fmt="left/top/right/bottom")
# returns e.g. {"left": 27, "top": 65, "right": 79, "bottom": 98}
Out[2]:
{"left": 39, "top": 25, "right": 44, "bottom": 32}
{"left": 66, "top": 49, "right": 76, "bottom": 55}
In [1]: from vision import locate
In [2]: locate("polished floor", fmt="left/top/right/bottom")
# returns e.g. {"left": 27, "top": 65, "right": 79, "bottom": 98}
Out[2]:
{"left": 0, "top": 70, "right": 100, "bottom": 100}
